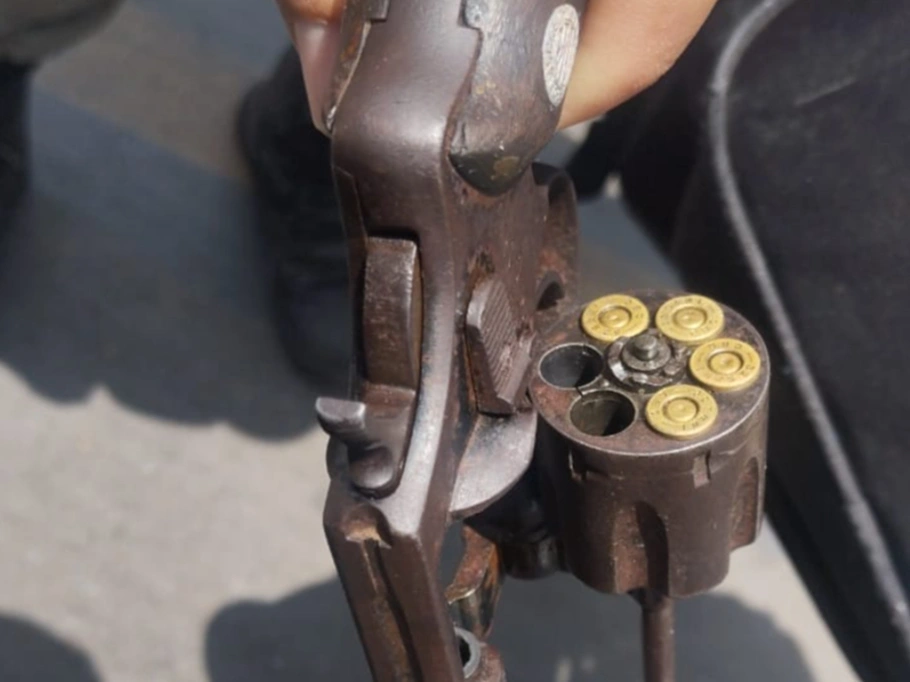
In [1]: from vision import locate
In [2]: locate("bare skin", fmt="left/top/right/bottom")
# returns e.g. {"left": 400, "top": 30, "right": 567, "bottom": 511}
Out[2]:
{"left": 276, "top": 0, "right": 718, "bottom": 129}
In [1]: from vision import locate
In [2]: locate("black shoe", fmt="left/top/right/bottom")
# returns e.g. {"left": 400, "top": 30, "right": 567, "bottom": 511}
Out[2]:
{"left": 238, "top": 49, "right": 351, "bottom": 394}
{"left": 0, "top": 62, "right": 31, "bottom": 227}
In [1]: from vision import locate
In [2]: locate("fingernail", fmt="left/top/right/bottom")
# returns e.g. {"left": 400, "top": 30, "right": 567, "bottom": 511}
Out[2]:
{"left": 294, "top": 20, "right": 343, "bottom": 135}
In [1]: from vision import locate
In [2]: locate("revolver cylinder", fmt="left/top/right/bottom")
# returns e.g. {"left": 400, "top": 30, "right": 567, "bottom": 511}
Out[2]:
{"left": 530, "top": 291, "right": 769, "bottom": 598}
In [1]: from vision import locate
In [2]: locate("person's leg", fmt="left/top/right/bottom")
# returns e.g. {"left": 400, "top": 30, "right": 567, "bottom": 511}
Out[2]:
{"left": 238, "top": 49, "right": 351, "bottom": 392}
{"left": 0, "top": 0, "right": 122, "bottom": 220}
{"left": 0, "top": 60, "right": 29, "bottom": 217}
{"left": 0, "top": 0, "right": 121, "bottom": 64}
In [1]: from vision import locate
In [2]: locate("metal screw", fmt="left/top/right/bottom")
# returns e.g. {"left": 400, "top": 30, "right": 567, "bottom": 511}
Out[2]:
{"left": 630, "top": 334, "right": 661, "bottom": 361}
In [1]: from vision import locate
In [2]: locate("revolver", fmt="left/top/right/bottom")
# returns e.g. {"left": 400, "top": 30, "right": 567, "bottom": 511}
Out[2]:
{"left": 312, "top": 2, "right": 771, "bottom": 681}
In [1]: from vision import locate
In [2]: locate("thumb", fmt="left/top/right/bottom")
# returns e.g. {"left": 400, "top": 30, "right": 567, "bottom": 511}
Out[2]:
{"left": 276, "top": 0, "right": 346, "bottom": 132}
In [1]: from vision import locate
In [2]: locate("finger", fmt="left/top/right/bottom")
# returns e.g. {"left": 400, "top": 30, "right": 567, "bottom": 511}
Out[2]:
{"left": 274, "top": 0, "right": 346, "bottom": 132}
{"left": 276, "top": 0, "right": 344, "bottom": 24}
{"left": 560, "top": 0, "right": 718, "bottom": 128}
{"left": 276, "top": 0, "right": 718, "bottom": 130}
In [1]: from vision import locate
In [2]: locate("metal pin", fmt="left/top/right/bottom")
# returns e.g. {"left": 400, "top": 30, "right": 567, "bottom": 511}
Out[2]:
{"left": 630, "top": 334, "right": 661, "bottom": 361}
{"left": 641, "top": 591, "right": 676, "bottom": 682}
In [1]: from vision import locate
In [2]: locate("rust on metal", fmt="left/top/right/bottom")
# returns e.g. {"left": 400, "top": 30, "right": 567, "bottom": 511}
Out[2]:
{"left": 530, "top": 290, "right": 770, "bottom": 598}
{"left": 446, "top": 526, "right": 504, "bottom": 640}
{"left": 313, "top": 1, "right": 770, "bottom": 680}
{"left": 362, "top": 237, "right": 423, "bottom": 390}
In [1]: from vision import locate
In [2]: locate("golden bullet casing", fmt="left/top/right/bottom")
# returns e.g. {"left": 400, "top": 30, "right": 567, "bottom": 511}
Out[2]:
{"left": 656, "top": 295, "right": 725, "bottom": 345}
{"left": 581, "top": 295, "right": 650, "bottom": 343}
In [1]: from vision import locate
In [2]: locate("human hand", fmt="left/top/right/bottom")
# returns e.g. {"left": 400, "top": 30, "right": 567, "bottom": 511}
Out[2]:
{"left": 276, "top": 0, "right": 718, "bottom": 129}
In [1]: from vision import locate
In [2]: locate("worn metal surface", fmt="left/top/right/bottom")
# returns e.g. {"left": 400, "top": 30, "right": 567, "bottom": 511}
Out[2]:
{"left": 446, "top": 527, "right": 504, "bottom": 640}
{"left": 607, "top": 330, "right": 689, "bottom": 389}
{"left": 450, "top": 0, "right": 579, "bottom": 194}
{"left": 528, "top": 291, "right": 769, "bottom": 682}
{"left": 640, "top": 590, "right": 676, "bottom": 682}
{"left": 531, "top": 291, "right": 770, "bottom": 598}
{"left": 316, "top": 2, "right": 768, "bottom": 682}
{"left": 318, "top": 1, "right": 584, "bottom": 680}
{"left": 465, "top": 278, "right": 533, "bottom": 416}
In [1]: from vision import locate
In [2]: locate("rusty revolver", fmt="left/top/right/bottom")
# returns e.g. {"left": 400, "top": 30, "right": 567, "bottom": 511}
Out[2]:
{"left": 312, "top": 2, "right": 770, "bottom": 681}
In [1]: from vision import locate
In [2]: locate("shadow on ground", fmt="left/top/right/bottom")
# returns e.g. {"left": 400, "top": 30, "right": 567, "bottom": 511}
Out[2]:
{"left": 0, "top": 92, "right": 331, "bottom": 440}
{"left": 205, "top": 575, "right": 815, "bottom": 682}
{"left": 0, "top": 613, "right": 100, "bottom": 682}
